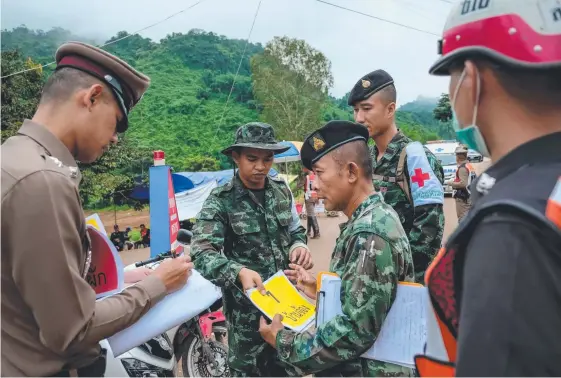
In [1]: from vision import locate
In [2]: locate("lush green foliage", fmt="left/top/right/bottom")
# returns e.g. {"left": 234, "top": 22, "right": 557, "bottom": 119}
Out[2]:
{"left": 251, "top": 36, "right": 333, "bottom": 140}
{"left": 2, "top": 26, "right": 450, "bottom": 208}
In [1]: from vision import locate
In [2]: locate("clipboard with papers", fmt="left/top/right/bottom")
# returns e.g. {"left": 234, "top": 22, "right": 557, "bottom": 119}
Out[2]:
{"left": 315, "top": 272, "right": 428, "bottom": 369}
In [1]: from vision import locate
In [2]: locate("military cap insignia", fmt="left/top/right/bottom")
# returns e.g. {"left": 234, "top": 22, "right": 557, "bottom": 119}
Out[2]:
{"left": 311, "top": 135, "right": 326, "bottom": 151}
{"left": 361, "top": 79, "right": 371, "bottom": 88}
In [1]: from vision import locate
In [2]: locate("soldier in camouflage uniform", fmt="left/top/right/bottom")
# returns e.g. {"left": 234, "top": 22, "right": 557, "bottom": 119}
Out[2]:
{"left": 191, "top": 122, "right": 314, "bottom": 376}
{"left": 348, "top": 70, "right": 445, "bottom": 283}
{"left": 259, "top": 120, "right": 415, "bottom": 377}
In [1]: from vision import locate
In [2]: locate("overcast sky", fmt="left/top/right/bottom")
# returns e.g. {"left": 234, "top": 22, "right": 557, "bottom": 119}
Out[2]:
{"left": 2, "top": 0, "right": 455, "bottom": 104}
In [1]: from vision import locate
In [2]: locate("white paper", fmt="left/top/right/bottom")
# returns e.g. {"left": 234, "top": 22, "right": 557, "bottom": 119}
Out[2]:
{"left": 105, "top": 270, "right": 222, "bottom": 357}
{"left": 363, "top": 284, "right": 428, "bottom": 369}
{"left": 316, "top": 276, "right": 427, "bottom": 369}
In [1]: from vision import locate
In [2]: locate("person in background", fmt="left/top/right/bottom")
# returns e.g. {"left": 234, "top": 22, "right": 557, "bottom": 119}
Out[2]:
{"left": 110, "top": 224, "right": 125, "bottom": 251}
{"left": 301, "top": 167, "right": 320, "bottom": 238}
{"left": 123, "top": 226, "right": 134, "bottom": 250}
{"left": 1, "top": 41, "right": 192, "bottom": 377}
{"left": 414, "top": 1, "right": 561, "bottom": 376}
{"left": 139, "top": 223, "right": 150, "bottom": 247}
{"left": 191, "top": 122, "right": 313, "bottom": 376}
{"left": 259, "top": 120, "right": 414, "bottom": 376}
{"left": 348, "top": 69, "right": 445, "bottom": 283}
{"left": 446, "top": 145, "right": 476, "bottom": 222}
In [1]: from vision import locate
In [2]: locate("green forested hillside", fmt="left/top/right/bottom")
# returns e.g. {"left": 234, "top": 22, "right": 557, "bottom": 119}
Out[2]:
{"left": 1, "top": 26, "right": 448, "bottom": 207}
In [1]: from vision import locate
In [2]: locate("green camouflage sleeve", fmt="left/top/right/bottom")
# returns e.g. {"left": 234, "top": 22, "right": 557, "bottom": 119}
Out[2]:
{"left": 275, "top": 232, "right": 398, "bottom": 374}
{"left": 408, "top": 152, "right": 445, "bottom": 283}
{"left": 190, "top": 194, "right": 245, "bottom": 287}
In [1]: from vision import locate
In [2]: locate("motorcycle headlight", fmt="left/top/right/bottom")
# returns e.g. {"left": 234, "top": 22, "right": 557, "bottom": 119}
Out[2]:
{"left": 121, "top": 358, "right": 174, "bottom": 377}
{"left": 138, "top": 333, "right": 173, "bottom": 359}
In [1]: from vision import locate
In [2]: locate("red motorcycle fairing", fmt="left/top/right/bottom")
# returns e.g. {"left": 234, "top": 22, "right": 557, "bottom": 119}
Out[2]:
{"left": 198, "top": 310, "right": 226, "bottom": 340}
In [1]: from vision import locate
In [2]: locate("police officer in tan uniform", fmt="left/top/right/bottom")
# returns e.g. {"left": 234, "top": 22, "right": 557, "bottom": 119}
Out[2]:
{"left": 445, "top": 145, "right": 475, "bottom": 221}
{"left": 1, "top": 42, "right": 192, "bottom": 377}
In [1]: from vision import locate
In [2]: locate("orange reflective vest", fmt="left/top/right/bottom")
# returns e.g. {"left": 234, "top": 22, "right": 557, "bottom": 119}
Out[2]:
{"left": 415, "top": 176, "right": 561, "bottom": 377}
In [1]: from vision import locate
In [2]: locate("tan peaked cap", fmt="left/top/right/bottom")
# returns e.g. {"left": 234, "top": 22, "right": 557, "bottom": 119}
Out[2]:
{"left": 455, "top": 145, "right": 468, "bottom": 154}
{"left": 55, "top": 41, "right": 150, "bottom": 111}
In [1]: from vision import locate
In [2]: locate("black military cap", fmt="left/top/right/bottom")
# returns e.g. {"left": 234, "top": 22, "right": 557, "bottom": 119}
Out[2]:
{"left": 347, "top": 69, "right": 394, "bottom": 106}
{"left": 300, "top": 120, "right": 369, "bottom": 170}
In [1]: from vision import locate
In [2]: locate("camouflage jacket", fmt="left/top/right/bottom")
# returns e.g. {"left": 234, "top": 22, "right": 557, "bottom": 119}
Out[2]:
{"left": 371, "top": 131, "right": 445, "bottom": 283}
{"left": 275, "top": 193, "right": 415, "bottom": 376}
{"left": 191, "top": 174, "right": 307, "bottom": 374}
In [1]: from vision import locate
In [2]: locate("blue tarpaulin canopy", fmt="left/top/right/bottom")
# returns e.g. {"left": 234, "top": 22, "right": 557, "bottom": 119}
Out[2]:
{"left": 274, "top": 141, "right": 302, "bottom": 163}
{"left": 129, "top": 168, "right": 279, "bottom": 201}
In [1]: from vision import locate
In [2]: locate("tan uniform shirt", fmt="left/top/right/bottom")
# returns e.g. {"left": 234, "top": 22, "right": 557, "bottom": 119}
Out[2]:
{"left": 1, "top": 120, "right": 167, "bottom": 376}
{"left": 450, "top": 163, "right": 470, "bottom": 190}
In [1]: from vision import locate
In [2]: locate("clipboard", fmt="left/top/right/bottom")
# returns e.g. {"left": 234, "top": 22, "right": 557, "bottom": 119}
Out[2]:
{"left": 314, "top": 273, "right": 427, "bottom": 368}
{"left": 315, "top": 271, "right": 342, "bottom": 327}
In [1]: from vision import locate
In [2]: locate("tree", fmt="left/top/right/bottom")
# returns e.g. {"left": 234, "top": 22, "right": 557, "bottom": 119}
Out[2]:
{"left": 1, "top": 49, "right": 151, "bottom": 209}
{"left": 433, "top": 93, "right": 452, "bottom": 122}
{"left": 433, "top": 93, "right": 455, "bottom": 139}
{"left": 78, "top": 136, "right": 151, "bottom": 209}
{"left": 251, "top": 36, "right": 334, "bottom": 140}
{"left": 1, "top": 50, "right": 44, "bottom": 141}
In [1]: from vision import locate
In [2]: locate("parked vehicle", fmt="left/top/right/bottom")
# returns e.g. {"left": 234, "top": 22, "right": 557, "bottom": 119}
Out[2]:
{"left": 102, "top": 335, "right": 177, "bottom": 377}
{"left": 467, "top": 148, "right": 483, "bottom": 162}
{"left": 123, "top": 229, "right": 229, "bottom": 377}
{"left": 425, "top": 140, "right": 459, "bottom": 196}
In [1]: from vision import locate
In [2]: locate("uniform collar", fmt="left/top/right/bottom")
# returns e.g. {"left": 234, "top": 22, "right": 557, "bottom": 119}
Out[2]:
{"left": 472, "top": 131, "right": 561, "bottom": 200}
{"left": 18, "top": 120, "right": 82, "bottom": 184}
{"left": 339, "top": 193, "right": 383, "bottom": 231}
{"left": 233, "top": 173, "right": 271, "bottom": 199}
{"left": 372, "top": 130, "right": 407, "bottom": 162}
{"left": 18, "top": 119, "right": 78, "bottom": 168}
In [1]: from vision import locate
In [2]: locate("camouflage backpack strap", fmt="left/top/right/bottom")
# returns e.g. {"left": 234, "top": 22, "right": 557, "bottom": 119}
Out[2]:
{"left": 372, "top": 147, "right": 413, "bottom": 205}
{"left": 396, "top": 147, "right": 413, "bottom": 205}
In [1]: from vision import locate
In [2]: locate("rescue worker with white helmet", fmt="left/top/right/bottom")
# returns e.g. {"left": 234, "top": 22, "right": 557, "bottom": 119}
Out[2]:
{"left": 414, "top": 0, "right": 561, "bottom": 376}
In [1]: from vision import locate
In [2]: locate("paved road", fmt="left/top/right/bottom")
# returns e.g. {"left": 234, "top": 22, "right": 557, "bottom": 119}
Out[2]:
{"left": 121, "top": 160, "right": 491, "bottom": 274}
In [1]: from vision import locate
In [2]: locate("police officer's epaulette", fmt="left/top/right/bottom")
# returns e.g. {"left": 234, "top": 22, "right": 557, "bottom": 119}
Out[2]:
{"left": 41, "top": 154, "right": 79, "bottom": 179}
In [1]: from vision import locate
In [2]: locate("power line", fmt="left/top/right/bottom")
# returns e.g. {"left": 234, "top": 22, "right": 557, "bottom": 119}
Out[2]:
{"left": 1, "top": 0, "right": 209, "bottom": 79}
{"left": 314, "top": 0, "right": 440, "bottom": 37}
{"left": 214, "top": 0, "right": 263, "bottom": 138}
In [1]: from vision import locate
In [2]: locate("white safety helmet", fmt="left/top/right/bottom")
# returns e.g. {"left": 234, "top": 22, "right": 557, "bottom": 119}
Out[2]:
{"left": 429, "top": 0, "right": 561, "bottom": 75}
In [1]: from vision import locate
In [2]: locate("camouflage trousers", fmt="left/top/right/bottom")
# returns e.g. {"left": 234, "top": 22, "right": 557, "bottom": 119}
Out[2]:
{"left": 224, "top": 290, "right": 299, "bottom": 377}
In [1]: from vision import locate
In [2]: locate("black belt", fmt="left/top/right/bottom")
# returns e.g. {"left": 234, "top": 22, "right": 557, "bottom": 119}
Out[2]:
{"left": 51, "top": 349, "right": 107, "bottom": 377}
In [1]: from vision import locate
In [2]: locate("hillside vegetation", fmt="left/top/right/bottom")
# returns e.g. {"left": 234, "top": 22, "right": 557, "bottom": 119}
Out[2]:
{"left": 1, "top": 26, "right": 451, "bottom": 208}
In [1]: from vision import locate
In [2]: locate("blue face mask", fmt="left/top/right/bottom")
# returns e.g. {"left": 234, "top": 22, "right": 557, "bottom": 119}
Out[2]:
{"left": 451, "top": 69, "right": 490, "bottom": 158}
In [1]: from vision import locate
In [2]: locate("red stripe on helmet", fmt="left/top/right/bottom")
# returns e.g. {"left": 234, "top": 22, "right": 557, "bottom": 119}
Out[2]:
{"left": 442, "top": 14, "right": 561, "bottom": 64}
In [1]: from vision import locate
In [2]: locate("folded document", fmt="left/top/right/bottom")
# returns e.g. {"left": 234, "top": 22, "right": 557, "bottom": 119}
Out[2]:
{"left": 315, "top": 273, "right": 428, "bottom": 369}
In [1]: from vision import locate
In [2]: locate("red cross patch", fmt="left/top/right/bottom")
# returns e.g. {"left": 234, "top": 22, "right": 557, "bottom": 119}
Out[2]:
{"left": 411, "top": 168, "right": 430, "bottom": 188}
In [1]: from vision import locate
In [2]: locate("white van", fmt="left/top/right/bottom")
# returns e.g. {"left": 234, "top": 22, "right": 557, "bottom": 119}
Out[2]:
{"left": 425, "top": 140, "right": 458, "bottom": 195}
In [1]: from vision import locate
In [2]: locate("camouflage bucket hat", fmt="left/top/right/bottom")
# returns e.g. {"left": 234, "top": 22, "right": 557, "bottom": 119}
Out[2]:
{"left": 221, "top": 122, "right": 290, "bottom": 156}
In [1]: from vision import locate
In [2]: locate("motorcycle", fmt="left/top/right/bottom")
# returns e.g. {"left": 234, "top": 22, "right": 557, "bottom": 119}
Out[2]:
{"left": 102, "top": 335, "right": 177, "bottom": 377}
{"left": 124, "top": 229, "right": 229, "bottom": 377}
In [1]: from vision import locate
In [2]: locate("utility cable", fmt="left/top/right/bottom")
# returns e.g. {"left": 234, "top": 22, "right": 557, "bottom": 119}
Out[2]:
{"left": 1, "top": 0, "right": 209, "bottom": 79}
{"left": 314, "top": 0, "right": 440, "bottom": 37}
{"left": 214, "top": 0, "right": 263, "bottom": 138}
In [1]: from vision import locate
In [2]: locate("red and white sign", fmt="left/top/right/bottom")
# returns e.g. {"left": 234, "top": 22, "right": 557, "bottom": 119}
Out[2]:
{"left": 167, "top": 170, "right": 183, "bottom": 255}
{"left": 86, "top": 226, "right": 124, "bottom": 298}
